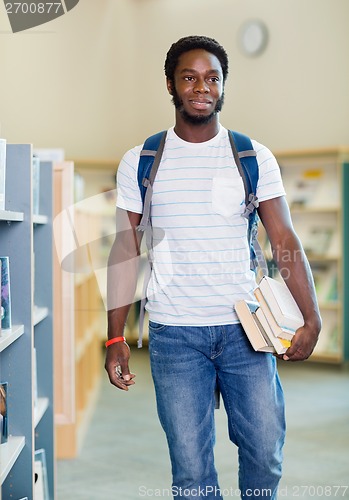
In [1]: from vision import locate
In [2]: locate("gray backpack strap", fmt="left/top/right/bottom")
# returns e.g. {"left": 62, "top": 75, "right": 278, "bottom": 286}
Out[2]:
{"left": 250, "top": 220, "right": 269, "bottom": 277}
{"left": 137, "top": 260, "right": 152, "bottom": 348}
{"left": 137, "top": 224, "right": 155, "bottom": 348}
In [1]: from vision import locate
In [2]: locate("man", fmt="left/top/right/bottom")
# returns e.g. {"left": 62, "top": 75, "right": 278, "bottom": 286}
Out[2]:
{"left": 105, "top": 35, "right": 321, "bottom": 499}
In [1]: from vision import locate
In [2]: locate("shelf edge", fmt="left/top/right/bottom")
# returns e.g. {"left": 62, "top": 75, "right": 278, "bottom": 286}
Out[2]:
{"left": 0, "top": 436, "right": 26, "bottom": 485}
{"left": 34, "top": 397, "right": 50, "bottom": 428}
{"left": 33, "top": 306, "right": 49, "bottom": 326}
{"left": 0, "top": 325, "right": 25, "bottom": 353}
{"left": 33, "top": 214, "right": 49, "bottom": 225}
{"left": 0, "top": 210, "right": 24, "bottom": 222}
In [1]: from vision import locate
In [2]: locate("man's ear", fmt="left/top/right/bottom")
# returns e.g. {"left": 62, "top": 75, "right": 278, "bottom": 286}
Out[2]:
{"left": 166, "top": 79, "right": 174, "bottom": 96}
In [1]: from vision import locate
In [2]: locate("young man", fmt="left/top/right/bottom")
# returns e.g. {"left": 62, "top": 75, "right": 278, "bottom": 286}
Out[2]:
{"left": 105, "top": 36, "right": 321, "bottom": 499}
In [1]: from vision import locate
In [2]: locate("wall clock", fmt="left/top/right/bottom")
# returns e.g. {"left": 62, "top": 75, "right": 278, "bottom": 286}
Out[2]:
{"left": 238, "top": 20, "right": 268, "bottom": 57}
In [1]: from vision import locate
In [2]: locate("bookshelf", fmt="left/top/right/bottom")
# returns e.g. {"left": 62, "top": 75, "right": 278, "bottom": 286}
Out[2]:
{"left": 53, "top": 162, "right": 76, "bottom": 459}
{"left": 0, "top": 145, "right": 54, "bottom": 499}
{"left": 53, "top": 180, "right": 103, "bottom": 459}
{"left": 270, "top": 147, "right": 349, "bottom": 364}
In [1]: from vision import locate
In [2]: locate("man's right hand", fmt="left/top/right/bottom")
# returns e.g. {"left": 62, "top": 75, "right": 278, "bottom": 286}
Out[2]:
{"left": 105, "top": 342, "right": 136, "bottom": 391}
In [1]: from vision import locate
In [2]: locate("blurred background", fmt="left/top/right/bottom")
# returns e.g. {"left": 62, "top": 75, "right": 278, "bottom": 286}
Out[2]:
{"left": 1, "top": 0, "right": 348, "bottom": 156}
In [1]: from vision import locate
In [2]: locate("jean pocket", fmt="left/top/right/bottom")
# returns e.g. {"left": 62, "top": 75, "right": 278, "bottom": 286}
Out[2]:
{"left": 211, "top": 177, "right": 244, "bottom": 217}
{"left": 149, "top": 321, "right": 168, "bottom": 333}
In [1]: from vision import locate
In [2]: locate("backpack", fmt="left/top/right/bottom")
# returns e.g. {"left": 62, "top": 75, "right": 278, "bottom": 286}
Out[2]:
{"left": 135, "top": 129, "right": 268, "bottom": 348}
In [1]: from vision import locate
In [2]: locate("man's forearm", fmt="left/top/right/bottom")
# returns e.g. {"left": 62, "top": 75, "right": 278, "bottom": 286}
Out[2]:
{"left": 106, "top": 216, "right": 142, "bottom": 339}
{"left": 272, "top": 232, "right": 321, "bottom": 328}
{"left": 107, "top": 253, "right": 140, "bottom": 338}
{"left": 107, "top": 304, "right": 133, "bottom": 339}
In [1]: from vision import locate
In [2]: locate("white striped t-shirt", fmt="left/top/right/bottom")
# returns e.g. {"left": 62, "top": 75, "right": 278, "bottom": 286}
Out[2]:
{"left": 116, "top": 125, "right": 285, "bottom": 326}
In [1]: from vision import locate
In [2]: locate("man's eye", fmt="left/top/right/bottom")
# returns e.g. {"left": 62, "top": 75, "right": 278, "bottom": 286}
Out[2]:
{"left": 208, "top": 77, "right": 219, "bottom": 82}
{"left": 184, "top": 76, "right": 195, "bottom": 81}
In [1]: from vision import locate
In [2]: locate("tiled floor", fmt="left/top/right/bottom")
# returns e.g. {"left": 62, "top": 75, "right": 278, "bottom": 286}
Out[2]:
{"left": 57, "top": 347, "right": 349, "bottom": 499}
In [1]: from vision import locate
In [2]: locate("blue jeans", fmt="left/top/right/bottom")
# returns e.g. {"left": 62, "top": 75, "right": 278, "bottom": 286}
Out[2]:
{"left": 148, "top": 322, "right": 285, "bottom": 500}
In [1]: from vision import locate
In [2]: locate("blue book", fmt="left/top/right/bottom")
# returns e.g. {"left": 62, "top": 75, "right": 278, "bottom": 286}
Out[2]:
{"left": 0, "top": 256, "right": 12, "bottom": 330}
{"left": 0, "top": 381, "right": 8, "bottom": 444}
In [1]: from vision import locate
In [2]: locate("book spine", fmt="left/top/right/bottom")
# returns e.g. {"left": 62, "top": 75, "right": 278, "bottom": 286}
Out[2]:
{"left": 0, "top": 256, "right": 12, "bottom": 330}
{"left": 255, "top": 308, "right": 290, "bottom": 354}
{"left": 0, "top": 381, "right": 8, "bottom": 444}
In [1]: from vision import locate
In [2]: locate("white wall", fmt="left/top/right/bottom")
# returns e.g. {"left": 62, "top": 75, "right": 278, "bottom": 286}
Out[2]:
{"left": 0, "top": 0, "right": 348, "bottom": 159}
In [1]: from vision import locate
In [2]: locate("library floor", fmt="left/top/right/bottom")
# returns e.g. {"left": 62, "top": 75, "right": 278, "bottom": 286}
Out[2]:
{"left": 56, "top": 347, "right": 349, "bottom": 500}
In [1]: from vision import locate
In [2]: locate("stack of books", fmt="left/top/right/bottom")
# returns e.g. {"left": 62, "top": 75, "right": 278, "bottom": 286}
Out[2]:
{"left": 235, "top": 276, "right": 304, "bottom": 354}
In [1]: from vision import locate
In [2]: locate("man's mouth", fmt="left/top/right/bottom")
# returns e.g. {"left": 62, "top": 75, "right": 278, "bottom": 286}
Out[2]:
{"left": 190, "top": 99, "right": 212, "bottom": 110}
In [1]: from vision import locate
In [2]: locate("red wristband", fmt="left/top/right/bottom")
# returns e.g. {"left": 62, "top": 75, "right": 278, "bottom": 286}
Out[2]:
{"left": 105, "top": 336, "right": 126, "bottom": 347}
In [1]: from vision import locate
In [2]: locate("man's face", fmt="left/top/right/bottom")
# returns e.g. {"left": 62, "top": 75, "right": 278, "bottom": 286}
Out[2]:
{"left": 168, "top": 49, "right": 224, "bottom": 125}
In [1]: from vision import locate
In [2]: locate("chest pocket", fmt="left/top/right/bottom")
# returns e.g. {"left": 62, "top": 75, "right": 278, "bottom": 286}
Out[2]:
{"left": 211, "top": 177, "right": 245, "bottom": 217}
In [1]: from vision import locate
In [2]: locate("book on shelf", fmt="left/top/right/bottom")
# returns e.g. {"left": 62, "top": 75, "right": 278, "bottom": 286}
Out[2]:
{"left": 289, "top": 168, "right": 323, "bottom": 209}
{"left": 0, "top": 381, "right": 8, "bottom": 445}
{"left": 32, "top": 155, "right": 40, "bottom": 216}
{"left": 257, "top": 275, "right": 304, "bottom": 335}
{"left": 33, "top": 147, "right": 64, "bottom": 163}
{"left": 0, "top": 138, "right": 6, "bottom": 211}
{"left": 34, "top": 448, "right": 49, "bottom": 500}
{"left": 303, "top": 226, "right": 334, "bottom": 257}
{"left": 0, "top": 256, "right": 12, "bottom": 331}
{"left": 312, "top": 262, "right": 338, "bottom": 303}
{"left": 0, "top": 259, "right": 1, "bottom": 337}
{"left": 323, "top": 324, "right": 339, "bottom": 355}
{"left": 325, "top": 273, "right": 338, "bottom": 302}
{"left": 33, "top": 347, "right": 38, "bottom": 408}
{"left": 313, "top": 314, "right": 339, "bottom": 356}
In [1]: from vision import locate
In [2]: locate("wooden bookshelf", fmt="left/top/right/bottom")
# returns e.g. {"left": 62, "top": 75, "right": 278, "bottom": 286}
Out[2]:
{"left": 53, "top": 177, "right": 104, "bottom": 459}
{"left": 272, "top": 147, "right": 349, "bottom": 364}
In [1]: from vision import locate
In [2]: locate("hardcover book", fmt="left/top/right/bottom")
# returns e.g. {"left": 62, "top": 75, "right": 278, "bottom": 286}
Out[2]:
{"left": 0, "top": 256, "right": 12, "bottom": 330}
{"left": 254, "top": 307, "right": 291, "bottom": 354}
{"left": 235, "top": 300, "right": 291, "bottom": 354}
{"left": 34, "top": 448, "right": 49, "bottom": 500}
{"left": 235, "top": 300, "right": 275, "bottom": 353}
{"left": 0, "top": 381, "right": 8, "bottom": 445}
{"left": 258, "top": 275, "right": 304, "bottom": 333}
{"left": 254, "top": 287, "right": 297, "bottom": 342}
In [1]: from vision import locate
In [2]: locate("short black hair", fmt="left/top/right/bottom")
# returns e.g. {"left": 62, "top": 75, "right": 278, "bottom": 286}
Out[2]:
{"left": 164, "top": 35, "right": 229, "bottom": 84}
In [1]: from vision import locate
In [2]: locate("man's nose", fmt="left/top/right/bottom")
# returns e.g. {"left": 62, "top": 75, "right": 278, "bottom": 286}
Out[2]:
{"left": 194, "top": 79, "right": 209, "bottom": 93}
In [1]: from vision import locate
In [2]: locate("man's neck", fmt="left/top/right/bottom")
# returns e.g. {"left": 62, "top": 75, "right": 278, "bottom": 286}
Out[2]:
{"left": 173, "top": 115, "right": 220, "bottom": 143}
